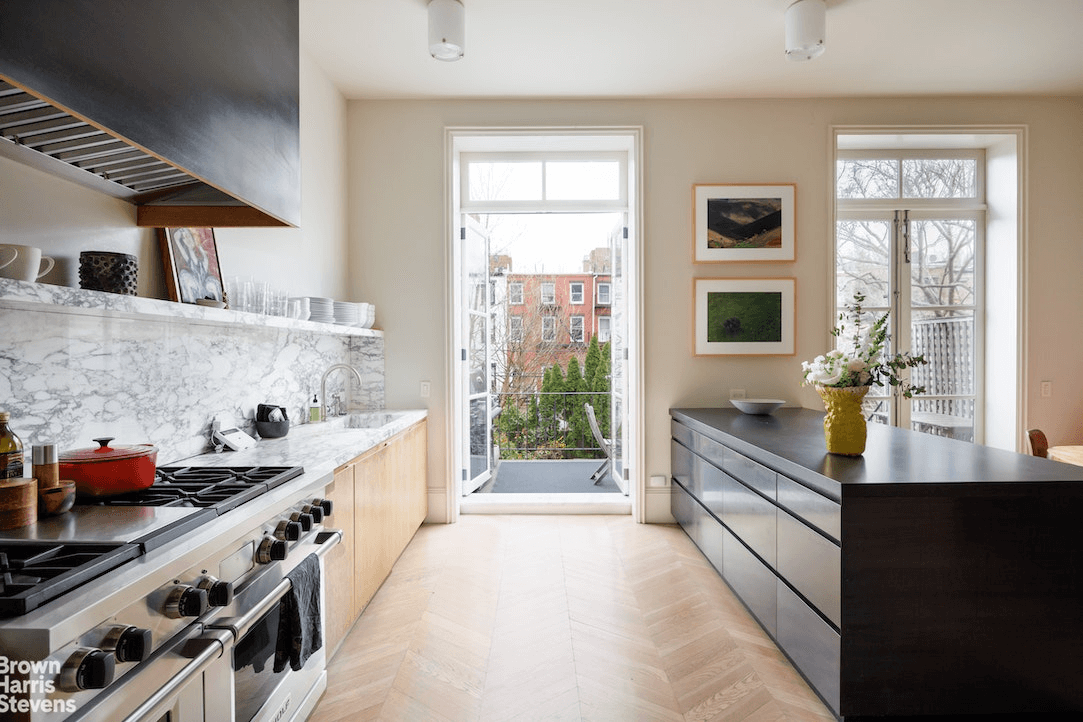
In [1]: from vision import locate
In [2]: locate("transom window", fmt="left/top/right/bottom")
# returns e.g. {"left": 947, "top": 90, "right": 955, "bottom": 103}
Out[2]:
{"left": 570, "top": 282, "right": 584, "bottom": 305}
{"left": 836, "top": 148, "right": 985, "bottom": 443}
{"left": 461, "top": 152, "right": 627, "bottom": 212}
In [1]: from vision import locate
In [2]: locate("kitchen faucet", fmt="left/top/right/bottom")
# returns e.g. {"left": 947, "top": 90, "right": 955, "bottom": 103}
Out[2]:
{"left": 319, "top": 364, "right": 362, "bottom": 421}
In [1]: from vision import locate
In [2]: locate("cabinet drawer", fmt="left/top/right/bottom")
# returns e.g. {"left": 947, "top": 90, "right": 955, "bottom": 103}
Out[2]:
{"left": 777, "top": 579, "right": 840, "bottom": 715}
{"left": 695, "top": 454, "right": 726, "bottom": 521}
{"left": 719, "top": 445, "right": 777, "bottom": 501}
{"left": 671, "top": 419, "right": 695, "bottom": 450}
{"left": 721, "top": 473, "right": 776, "bottom": 568}
{"left": 723, "top": 526, "right": 776, "bottom": 636}
{"left": 777, "top": 508, "right": 840, "bottom": 627}
{"left": 671, "top": 439, "right": 694, "bottom": 493}
{"left": 673, "top": 481, "right": 723, "bottom": 576}
{"left": 777, "top": 475, "right": 840, "bottom": 542}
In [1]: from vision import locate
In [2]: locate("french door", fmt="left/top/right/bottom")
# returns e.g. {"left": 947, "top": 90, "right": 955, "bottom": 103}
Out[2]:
{"left": 836, "top": 208, "right": 983, "bottom": 441}
{"left": 461, "top": 215, "right": 492, "bottom": 494}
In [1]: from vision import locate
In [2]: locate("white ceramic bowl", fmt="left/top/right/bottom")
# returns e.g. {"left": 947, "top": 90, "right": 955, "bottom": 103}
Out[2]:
{"left": 730, "top": 398, "right": 785, "bottom": 415}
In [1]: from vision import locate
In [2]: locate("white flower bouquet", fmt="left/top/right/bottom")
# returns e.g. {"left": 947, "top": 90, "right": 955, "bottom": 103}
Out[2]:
{"left": 802, "top": 293, "right": 928, "bottom": 398}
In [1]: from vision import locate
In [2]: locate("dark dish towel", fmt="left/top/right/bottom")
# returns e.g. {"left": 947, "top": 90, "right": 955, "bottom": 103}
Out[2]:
{"left": 273, "top": 553, "right": 323, "bottom": 673}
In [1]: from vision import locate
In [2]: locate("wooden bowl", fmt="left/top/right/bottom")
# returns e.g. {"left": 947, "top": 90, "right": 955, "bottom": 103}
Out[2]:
{"left": 0, "top": 478, "right": 37, "bottom": 529}
{"left": 39, "top": 481, "right": 76, "bottom": 517}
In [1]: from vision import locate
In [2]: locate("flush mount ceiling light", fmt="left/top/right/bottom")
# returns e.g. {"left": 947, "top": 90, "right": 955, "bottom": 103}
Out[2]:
{"left": 428, "top": 0, "right": 465, "bottom": 62}
{"left": 785, "top": 0, "right": 826, "bottom": 61}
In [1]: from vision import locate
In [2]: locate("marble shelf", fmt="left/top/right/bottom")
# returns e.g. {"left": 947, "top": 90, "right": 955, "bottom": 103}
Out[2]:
{"left": 0, "top": 278, "right": 383, "bottom": 338}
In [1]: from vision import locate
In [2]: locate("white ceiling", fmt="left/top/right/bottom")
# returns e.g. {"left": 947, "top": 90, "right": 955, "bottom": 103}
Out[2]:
{"left": 300, "top": 0, "right": 1083, "bottom": 100}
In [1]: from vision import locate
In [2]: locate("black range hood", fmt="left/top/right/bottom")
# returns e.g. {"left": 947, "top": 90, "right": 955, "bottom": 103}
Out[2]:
{"left": 0, "top": 0, "right": 300, "bottom": 228}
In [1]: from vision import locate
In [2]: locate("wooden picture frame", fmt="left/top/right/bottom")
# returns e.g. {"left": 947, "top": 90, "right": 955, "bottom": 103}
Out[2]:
{"left": 694, "top": 278, "right": 795, "bottom": 356}
{"left": 693, "top": 184, "right": 795, "bottom": 262}
{"left": 158, "top": 227, "right": 225, "bottom": 304}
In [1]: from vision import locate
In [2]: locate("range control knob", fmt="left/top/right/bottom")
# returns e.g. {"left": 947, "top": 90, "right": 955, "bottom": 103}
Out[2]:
{"left": 197, "top": 575, "right": 235, "bottom": 607}
{"left": 164, "top": 585, "right": 210, "bottom": 619}
{"left": 275, "top": 519, "right": 302, "bottom": 541}
{"left": 302, "top": 504, "right": 324, "bottom": 524}
{"left": 59, "top": 647, "right": 116, "bottom": 692}
{"left": 290, "top": 512, "right": 314, "bottom": 532}
{"left": 312, "top": 497, "right": 333, "bottom": 517}
{"left": 256, "top": 536, "right": 288, "bottom": 564}
{"left": 102, "top": 625, "right": 152, "bottom": 663}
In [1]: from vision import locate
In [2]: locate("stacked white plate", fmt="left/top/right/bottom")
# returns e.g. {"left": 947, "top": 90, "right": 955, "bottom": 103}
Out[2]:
{"left": 333, "top": 301, "right": 361, "bottom": 326}
{"left": 307, "top": 297, "right": 335, "bottom": 324}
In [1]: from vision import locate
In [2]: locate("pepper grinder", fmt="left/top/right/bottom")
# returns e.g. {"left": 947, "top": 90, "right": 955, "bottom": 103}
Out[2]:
{"left": 32, "top": 444, "right": 59, "bottom": 489}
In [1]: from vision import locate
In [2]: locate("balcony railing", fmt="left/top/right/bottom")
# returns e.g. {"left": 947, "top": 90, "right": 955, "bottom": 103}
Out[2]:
{"left": 490, "top": 390, "right": 610, "bottom": 460}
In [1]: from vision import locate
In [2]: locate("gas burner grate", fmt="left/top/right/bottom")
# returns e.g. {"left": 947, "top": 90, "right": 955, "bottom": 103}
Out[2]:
{"left": 0, "top": 542, "right": 141, "bottom": 617}
{"left": 82, "top": 466, "right": 304, "bottom": 513}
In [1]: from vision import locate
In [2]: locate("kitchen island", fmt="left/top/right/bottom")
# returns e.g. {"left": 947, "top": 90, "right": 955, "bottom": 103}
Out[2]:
{"left": 671, "top": 407, "right": 1083, "bottom": 719}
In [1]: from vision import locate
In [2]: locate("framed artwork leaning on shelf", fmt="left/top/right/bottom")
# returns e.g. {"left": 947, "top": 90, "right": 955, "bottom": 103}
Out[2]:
{"left": 158, "top": 227, "right": 226, "bottom": 304}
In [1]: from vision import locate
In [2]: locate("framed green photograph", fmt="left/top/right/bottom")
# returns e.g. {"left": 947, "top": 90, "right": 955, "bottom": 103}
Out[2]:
{"left": 694, "top": 278, "right": 795, "bottom": 355}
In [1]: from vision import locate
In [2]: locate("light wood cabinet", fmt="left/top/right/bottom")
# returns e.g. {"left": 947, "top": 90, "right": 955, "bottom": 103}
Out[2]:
{"left": 323, "top": 463, "right": 356, "bottom": 656}
{"left": 324, "top": 419, "right": 428, "bottom": 657}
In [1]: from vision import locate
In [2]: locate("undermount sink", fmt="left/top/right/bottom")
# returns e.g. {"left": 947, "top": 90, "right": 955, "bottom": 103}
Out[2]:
{"left": 345, "top": 411, "right": 404, "bottom": 429}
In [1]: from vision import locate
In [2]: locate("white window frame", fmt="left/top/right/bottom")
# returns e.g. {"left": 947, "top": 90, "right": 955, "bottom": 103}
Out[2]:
{"left": 597, "top": 282, "right": 611, "bottom": 305}
{"left": 836, "top": 146, "right": 986, "bottom": 443}
{"left": 598, "top": 315, "right": 611, "bottom": 343}
{"left": 570, "top": 282, "right": 584, "bottom": 305}
{"left": 542, "top": 315, "right": 556, "bottom": 342}
{"left": 509, "top": 282, "right": 523, "bottom": 305}
{"left": 509, "top": 315, "right": 523, "bottom": 342}
{"left": 570, "top": 315, "right": 584, "bottom": 343}
{"left": 540, "top": 282, "right": 555, "bottom": 305}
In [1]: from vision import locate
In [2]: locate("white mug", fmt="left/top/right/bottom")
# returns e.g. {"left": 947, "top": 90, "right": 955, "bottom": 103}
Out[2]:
{"left": 0, "top": 244, "right": 55, "bottom": 282}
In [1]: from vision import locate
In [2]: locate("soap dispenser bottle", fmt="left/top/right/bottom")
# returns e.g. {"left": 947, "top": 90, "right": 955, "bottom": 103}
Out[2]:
{"left": 308, "top": 394, "right": 321, "bottom": 423}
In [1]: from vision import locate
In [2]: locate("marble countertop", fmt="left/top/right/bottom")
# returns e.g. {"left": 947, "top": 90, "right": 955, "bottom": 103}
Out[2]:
{"left": 168, "top": 408, "right": 428, "bottom": 488}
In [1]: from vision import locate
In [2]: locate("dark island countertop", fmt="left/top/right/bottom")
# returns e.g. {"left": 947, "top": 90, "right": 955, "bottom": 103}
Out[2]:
{"left": 671, "top": 407, "right": 1083, "bottom": 502}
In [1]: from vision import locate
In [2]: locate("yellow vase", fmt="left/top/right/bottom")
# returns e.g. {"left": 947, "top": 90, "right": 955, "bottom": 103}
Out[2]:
{"left": 816, "top": 385, "right": 870, "bottom": 456}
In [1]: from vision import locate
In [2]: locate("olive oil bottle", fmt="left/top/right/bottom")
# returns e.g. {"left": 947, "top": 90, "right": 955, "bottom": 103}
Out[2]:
{"left": 0, "top": 411, "right": 25, "bottom": 479}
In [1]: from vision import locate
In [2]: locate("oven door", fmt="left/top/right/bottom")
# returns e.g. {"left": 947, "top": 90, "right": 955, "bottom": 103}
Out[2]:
{"left": 213, "top": 530, "right": 341, "bottom": 722}
{"left": 69, "top": 627, "right": 234, "bottom": 722}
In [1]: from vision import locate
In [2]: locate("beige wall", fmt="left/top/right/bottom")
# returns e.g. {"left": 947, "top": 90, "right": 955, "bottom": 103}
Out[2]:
{"left": 346, "top": 96, "right": 1083, "bottom": 523}
{"left": 0, "top": 50, "right": 350, "bottom": 301}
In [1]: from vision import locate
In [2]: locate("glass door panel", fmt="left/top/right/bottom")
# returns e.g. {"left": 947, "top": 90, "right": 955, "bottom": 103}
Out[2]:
{"left": 462, "top": 216, "right": 491, "bottom": 495}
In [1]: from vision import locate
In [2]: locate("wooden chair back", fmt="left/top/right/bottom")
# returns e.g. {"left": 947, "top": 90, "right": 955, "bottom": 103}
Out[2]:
{"left": 1027, "top": 428, "right": 1049, "bottom": 458}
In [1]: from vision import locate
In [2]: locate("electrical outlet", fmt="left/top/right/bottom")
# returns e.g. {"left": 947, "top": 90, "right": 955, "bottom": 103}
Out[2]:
{"left": 420, "top": 381, "right": 431, "bottom": 398}
{"left": 729, "top": 389, "right": 746, "bottom": 400}
{"left": 1040, "top": 381, "right": 1052, "bottom": 398}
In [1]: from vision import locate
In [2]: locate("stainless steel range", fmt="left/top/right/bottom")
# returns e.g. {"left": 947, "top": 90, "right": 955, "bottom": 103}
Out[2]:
{"left": 0, "top": 466, "right": 341, "bottom": 722}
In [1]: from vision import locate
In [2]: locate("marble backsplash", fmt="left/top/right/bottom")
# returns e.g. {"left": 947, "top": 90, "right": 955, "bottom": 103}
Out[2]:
{"left": 0, "top": 279, "right": 384, "bottom": 464}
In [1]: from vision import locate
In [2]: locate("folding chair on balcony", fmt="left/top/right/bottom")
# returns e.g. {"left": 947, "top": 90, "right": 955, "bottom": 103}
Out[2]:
{"left": 584, "top": 403, "right": 612, "bottom": 484}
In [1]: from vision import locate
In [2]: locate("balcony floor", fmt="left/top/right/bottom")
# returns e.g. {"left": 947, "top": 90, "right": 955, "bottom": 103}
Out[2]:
{"left": 478, "top": 459, "right": 622, "bottom": 494}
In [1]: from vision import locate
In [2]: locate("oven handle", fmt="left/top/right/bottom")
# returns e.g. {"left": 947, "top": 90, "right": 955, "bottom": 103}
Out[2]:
{"left": 208, "top": 528, "right": 342, "bottom": 642}
{"left": 116, "top": 628, "right": 233, "bottom": 722}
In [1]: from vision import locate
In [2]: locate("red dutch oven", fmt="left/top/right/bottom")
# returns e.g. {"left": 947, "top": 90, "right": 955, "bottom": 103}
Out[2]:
{"left": 59, "top": 437, "right": 158, "bottom": 497}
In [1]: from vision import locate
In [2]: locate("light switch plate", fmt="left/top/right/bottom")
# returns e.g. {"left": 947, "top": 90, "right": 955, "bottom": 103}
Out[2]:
{"left": 420, "top": 381, "right": 431, "bottom": 398}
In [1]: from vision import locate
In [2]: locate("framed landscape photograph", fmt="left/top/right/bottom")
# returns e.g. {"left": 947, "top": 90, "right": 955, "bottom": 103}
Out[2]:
{"left": 693, "top": 184, "right": 795, "bottom": 262}
{"left": 158, "top": 227, "right": 225, "bottom": 304}
{"left": 694, "top": 278, "right": 795, "bottom": 356}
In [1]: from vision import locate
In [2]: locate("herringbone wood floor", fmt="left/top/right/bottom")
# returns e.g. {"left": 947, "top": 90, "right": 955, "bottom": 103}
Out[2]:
{"left": 309, "top": 516, "right": 834, "bottom": 722}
